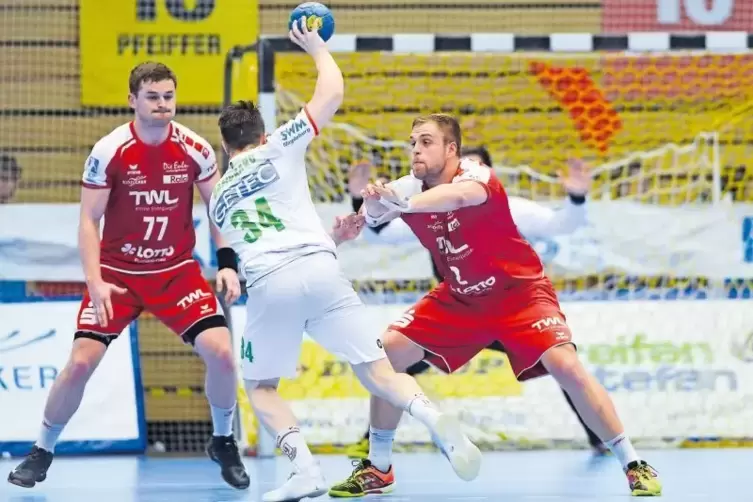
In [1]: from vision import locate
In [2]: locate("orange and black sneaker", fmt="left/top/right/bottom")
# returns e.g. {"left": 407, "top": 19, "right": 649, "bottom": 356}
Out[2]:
{"left": 328, "top": 459, "right": 395, "bottom": 498}
{"left": 625, "top": 460, "right": 662, "bottom": 496}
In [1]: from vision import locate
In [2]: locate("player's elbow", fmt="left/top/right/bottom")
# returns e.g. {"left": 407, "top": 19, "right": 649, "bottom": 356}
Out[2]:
{"left": 307, "top": 89, "right": 343, "bottom": 128}
{"left": 78, "top": 211, "right": 100, "bottom": 232}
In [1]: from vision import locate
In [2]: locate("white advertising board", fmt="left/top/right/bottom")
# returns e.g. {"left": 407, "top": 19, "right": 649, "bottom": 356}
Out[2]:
{"left": 0, "top": 302, "right": 145, "bottom": 455}
{"left": 1, "top": 201, "right": 751, "bottom": 281}
{"left": 231, "top": 299, "right": 753, "bottom": 447}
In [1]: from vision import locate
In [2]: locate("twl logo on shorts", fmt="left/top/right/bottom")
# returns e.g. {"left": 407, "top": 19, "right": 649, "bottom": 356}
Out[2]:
{"left": 177, "top": 289, "right": 212, "bottom": 309}
{"left": 531, "top": 317, "right": 564, "bottom": 331}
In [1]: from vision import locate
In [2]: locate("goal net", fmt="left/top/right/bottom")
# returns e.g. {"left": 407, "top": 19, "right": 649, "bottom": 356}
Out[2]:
{"left": 233, "top": 40, "right": 753, "bottom": 454}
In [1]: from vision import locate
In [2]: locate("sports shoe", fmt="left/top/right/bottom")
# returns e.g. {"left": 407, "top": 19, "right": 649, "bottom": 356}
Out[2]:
{"left": 263, "top": 465, "right": 327, "bottom": 502}
{"left": 345, "top": 438, "right": 369, "bottom": 459}
{"left": 7, "top": 446, "right": 54, "bottom": 488}
{"left": 625, "top": 460, "right": 662, "bottom": 496}
{"left": 432, "top": 413, "right": 482, "bottom": 482}
{"left": 329, "top": 459, "right": 395, "bottom": 498}
{"left": 206, "top": 434, "right": 250, "bottom": 489}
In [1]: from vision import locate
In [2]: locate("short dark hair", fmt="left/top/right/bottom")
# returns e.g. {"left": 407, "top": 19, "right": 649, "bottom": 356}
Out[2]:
{"left": 0, "top": 154, "right": 21, "bottom": 180}
{"left": 460, "top": 146, "right": 492, "bottom": 167}
{"left": 218, "top": 101, "right": 266, "bottom": 151}
{"left": 412, "top": 113, "right": 462, "bottom": 153}
{"left": 129, "top": 62, "right": 177, "bottom": 95}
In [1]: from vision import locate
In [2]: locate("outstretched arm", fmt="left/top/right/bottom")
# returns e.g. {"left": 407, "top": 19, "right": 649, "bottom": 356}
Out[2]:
{"left": 371, "top": 180, "right": 488, "bottom": 214}
{"left": 512, "top": 158, "right": 590, "bottom": 238}
{"left": 406, "top": 181, "right": 488, "bottom": 213}
{"left": 510, "top": 196, "right": 587, "bottom": 239}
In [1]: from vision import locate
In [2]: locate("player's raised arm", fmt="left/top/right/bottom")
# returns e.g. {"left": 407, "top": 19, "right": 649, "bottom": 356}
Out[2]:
{"left": 289, "top": 16, "right": 344, "bottom": 129}
{"left": 509, "top": 195, "right": 587, "bottom": 239}
{"left": 510, "top": 158, "right": 590, "bottom": 238}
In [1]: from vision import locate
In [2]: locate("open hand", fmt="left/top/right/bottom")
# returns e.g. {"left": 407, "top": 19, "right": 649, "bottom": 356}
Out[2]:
{"left": 216, "top": 268, "right": 241, "bottom": 305}
{"left": 364, "top": 180, "right": 409, "bottom": 212}
{"left": 87, "top": 279, "right": 127, "bottom": 328}
{"left": 559, "top": 159, "right": 591, "bottom": 197}
{"left": 331, "top": 213, "right": 365, "bottom": 245}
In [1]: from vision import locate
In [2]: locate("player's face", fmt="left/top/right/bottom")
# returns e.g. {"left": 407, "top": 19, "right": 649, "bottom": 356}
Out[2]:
{"left": 409, "top": 122, "right": 457, "bottom": 180}
{"left": 129, "top": 79, "right": 176, "bottom": 126}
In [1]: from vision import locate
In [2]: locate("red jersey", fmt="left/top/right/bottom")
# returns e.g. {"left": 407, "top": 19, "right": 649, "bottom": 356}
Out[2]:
{"left": 391, "top": 159, "right": 544, "bottom": 298}
{"left": 81, "top": 121, "right": 217, "bottom": 274}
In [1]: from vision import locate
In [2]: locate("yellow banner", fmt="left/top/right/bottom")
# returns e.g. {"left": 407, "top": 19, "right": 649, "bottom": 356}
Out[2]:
{"left": 80, "top": 0, "right": 258, "bottom": 106}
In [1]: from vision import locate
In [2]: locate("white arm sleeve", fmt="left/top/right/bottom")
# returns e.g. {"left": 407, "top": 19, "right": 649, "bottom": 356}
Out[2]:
{"left": 363, "top": 205, "right": 401, "bottom": 227}
{"left": 363, "top": 174, "right": 422, "bottom": 227}
{"left": 509, "top": 196, "right": 587, "bottom": 239}
{"left": 362, "top": 217, "right": 417, "bottom": 245}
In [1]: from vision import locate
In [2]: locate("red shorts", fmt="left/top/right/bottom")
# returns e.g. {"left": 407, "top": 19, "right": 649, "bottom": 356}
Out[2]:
{"left": 75, "top": 261, "right": 224, "bottom": 340}
{"left": 389, "top": 277, "right": 573, "bottom": 381}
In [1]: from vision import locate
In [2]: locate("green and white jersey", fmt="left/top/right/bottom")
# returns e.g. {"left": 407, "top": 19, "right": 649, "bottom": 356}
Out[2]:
{"left": 208, "top": 108, "right": 335, "bottom": 285}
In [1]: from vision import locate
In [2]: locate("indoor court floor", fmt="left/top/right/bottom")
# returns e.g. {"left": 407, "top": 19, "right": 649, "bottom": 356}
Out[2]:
{"left": 1, "top": 449, "right": 749, "bottom": 501}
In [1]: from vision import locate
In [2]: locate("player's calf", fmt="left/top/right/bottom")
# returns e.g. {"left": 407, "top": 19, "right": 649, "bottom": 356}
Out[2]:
{"left": 351, "top": 342, "right": 481, "bottom": 483}
{"left": 8, "top": 337, "right": 109, "bottom": 489}
{"left": 193, "top": 324, "right": 249, "bottom": 490}
{"left": 541, "top": 344, "right": 662, "bottom": 496}
{"left": 245, "top": 379, "right": 326, "bottom": 501}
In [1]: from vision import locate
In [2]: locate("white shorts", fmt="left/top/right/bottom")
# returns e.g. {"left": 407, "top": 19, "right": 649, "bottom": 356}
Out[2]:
{"left": 241, "top": 251, "right": 387, "bottom": 381}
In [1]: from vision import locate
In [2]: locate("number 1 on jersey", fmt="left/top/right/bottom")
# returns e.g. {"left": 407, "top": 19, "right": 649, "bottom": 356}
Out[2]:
{"left": 143, "top": 216, "right": 168, "bottom": 240}
{"left": 230, "top": 196, "right": 285, "bottom": 244}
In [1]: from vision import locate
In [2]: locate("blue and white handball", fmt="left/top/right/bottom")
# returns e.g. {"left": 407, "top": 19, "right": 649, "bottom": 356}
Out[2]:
{"left": 288, "top": 2, "right": 335, "bottom": 42}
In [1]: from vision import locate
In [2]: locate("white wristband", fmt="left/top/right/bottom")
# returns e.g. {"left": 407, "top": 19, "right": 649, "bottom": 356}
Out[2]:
{"left": 380, "top": 195, "right": 411, "bottom": 213}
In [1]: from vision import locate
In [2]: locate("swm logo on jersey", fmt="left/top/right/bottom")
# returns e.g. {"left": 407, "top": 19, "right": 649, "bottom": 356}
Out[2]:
{"left": 280, "top": 118, "right": 310, "bottom": 147}
{"left": 212, "top": 158, "right": 280, "bottom": 227}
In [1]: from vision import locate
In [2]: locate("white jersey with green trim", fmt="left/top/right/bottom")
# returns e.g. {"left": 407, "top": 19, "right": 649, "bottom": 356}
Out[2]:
{"left": 208, "top": 108, "right": 336, "bottom": 285}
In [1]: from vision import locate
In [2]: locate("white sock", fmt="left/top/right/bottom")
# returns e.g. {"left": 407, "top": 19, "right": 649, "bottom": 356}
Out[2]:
{"left": 277, "top": 427, "right": 316, "bottom": 472}
{"left": 36, "top": 418, "right": 64, "bottom": 453}
{"left": 605, "top": 433, "right": 641, "bottom": 469}
{"left": 368, "top": 427, "right": 395, "bottom": 472}
{"left": 407, "top": 393, "right": 441, "bottom": 429}
{"left": 210, "top": 403, "right": 236, "bottom": 437}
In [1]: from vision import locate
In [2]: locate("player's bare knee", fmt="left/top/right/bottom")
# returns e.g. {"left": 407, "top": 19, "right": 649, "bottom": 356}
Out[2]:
{"left": 541, "top": 343, "right": 588, "bottom": 390}
{"left": 65, "top": 353, "right": 99, "bottom": 382}
{"left": 194, "top": 326, "right": 235, "bottom": 374}
{"left": 65, "top": 337, "right": 107, "bottom": 382}
{"left": 382, "top": 329, "right": 424, "bottom": 371}
{"left": 351, "top": 357, "right": 395, "bottom": 395}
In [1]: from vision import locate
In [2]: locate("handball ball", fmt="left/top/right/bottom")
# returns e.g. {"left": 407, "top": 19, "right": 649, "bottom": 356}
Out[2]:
{"left": 288, "top": 2, "right": 335, "bottom": 42}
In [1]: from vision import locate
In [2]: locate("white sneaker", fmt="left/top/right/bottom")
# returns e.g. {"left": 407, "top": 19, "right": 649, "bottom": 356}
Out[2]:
{"left": 432, "top": 413, "right": 482, "bottom": 482}
{"left": 262, "top": 466, "right": 327, "bottom": 502}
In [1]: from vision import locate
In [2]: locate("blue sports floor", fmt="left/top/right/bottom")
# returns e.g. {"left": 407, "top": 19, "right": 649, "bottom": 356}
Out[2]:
{"left": 1, "top": 449, "right": 749, "bottom": 501}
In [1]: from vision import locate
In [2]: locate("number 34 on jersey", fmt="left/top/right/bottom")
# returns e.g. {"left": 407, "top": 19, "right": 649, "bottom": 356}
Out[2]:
{"left": 230, "top": 197, "right": 285, "bottom": 244}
